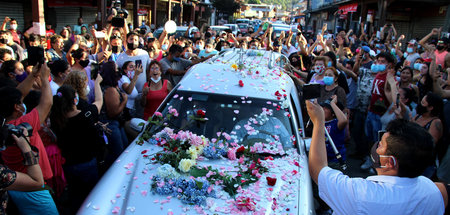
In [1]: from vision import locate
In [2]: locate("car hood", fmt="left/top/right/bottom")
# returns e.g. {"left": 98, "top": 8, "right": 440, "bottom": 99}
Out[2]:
{"left": 78, "top": 140, "right": 312, "bottom": 214}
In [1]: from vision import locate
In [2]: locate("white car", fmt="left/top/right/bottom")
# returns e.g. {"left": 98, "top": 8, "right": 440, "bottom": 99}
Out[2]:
{"left": 210, "top": 25, "right": 231, "bottom": 36}
{"left": 224, "top": 24, "right": 239, "bottom": 35}
{"left": 78, "top": 49, "right": 315, "bottom": 215}
{"left": 153, "top": 26, "right": 199, "bottom": 39}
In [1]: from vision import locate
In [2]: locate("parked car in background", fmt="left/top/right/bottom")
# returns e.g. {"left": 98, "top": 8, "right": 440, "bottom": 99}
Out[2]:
{"left": 210, "top": 25, "right": 231, "bottom": 36}
{"left": 78, "top": 49, "right": 315, "bottom": 215}
{"left": 235, "top": 18, "right": 250, "bottom": 25}
{"left": 224, "top": 24, "right": 238, "bottom": 35}
{"left": 153, "top": 26, "right": 199, "bottom": 39}
{"left": 237, "top": 23, "right": 249, "bottom": 34}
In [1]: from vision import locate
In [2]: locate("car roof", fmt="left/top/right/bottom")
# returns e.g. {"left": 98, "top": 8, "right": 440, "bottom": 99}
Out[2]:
{"left": 178, "top": 49, "right": 293, "bottom": 101}
{"left": 210, "top": 25, "right": 230, "bottom": 29}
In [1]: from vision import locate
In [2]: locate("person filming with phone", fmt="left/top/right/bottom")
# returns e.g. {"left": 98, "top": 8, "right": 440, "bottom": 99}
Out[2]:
{"left": 305, "top": 99, "right": 446, "bottom": 214}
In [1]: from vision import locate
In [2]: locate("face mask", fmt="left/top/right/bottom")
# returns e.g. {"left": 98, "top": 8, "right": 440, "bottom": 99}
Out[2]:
{"left": 413, "top": 63, "right": 423, "bottom": 70}
{"left": 81, "top": 29, "right": 87, "bottom": 34}
{"left": 327, "top": 61, "right": 332, "bottom": 67}
{"left": 436, "top": 45, "right": 444, "bottom": 51}
{"left": 75, "top": 94, "right": 79, "bottom": 106}
{"left": 314, "top": 65, "right": 325, "bottom": 75}
{"left": 21, "top": 103, "right": 27, "bottom": 116}
{"left": 391, "top": 48, "right": 396, "bottom": 55}
{"left": 403, "top": 52, "right": 408, "bottom": 58}
{"left": 79, "top": 59, "right": 89, "bottom": 68}
{"left": 151, "top": 76, "right": 161, "bottom": 83}
{"left": 370, "top": 64, "right": 386, "bottom": 73}
{"left": 127, "top": 70, "right": 135, "bottom": 79}
{"left": 370, "top": 142, "right": 396, "bottom": 169}
{"left": 85, "top": 85, "right": 90, "bottom": 96}
{"left": 211, "top": 36, "right": 216, "bottom": 41}
{"left": 0, "top": 38, "right": 7, "bottom": 44}
{"left": 407, "top": 47, "right": 414, "bottom": 53}
{"left": 206, "top": 48, "right": 213, "bottom": 52}
{"left": 323, "top": 76, "right": 334, "bottom": 86}
{"left": 86, "top": 42, "right": 94, "bottom": 48}
{"left": 161, "top": 44, "right": 168, "bottom": 51}
{"left": 172, "top": 57, "right": 180, "bottom": 62}
{"left": 10, "top": 24, "right": 17, "bottom": 30}
{"left": 112, "top": 45, "right": 119, "bottom": 53}
{"left": 196, "top": 44, "right": 203, "bottom": 50}
{"left": 127, "top": 42, "right": 138, "bottom": 50}
{"left": 184, "top": 52, "right": 191, "bottom": 58}
{"left": 376, "top": 50, "right": 381, "bottom": 55}
{"left": 395, "top": 76, "right": 401, "bottom": 82}
{"left": 295, "top": 42, "right": 299, "bottom": 48}
{"left": 15, "top": 72, "right": 27, "bottom": 82}
{"left": 316, "top": 45, "right": 323, "bottom": 51}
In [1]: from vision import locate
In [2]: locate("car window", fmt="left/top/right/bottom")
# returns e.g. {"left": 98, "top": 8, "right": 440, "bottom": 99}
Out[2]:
{"left": 238, "top": 24, "right": 247, "bottom": 29}
{"left": 149, "top": 91, "right": 296, "bottom": 152}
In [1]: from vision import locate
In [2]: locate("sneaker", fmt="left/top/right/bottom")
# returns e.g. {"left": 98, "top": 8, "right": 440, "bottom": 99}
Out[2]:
{"left": 360, "top": 156, "right": 372, "bottom": 170}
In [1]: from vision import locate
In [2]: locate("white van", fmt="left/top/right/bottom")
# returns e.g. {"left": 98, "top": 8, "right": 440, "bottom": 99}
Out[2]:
{"left": 78, "top": 49, "right": 315, "bottom": 215}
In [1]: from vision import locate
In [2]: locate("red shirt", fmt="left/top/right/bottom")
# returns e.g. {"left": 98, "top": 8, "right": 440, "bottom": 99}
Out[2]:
{"left": 143, "top": 80, "right": 169, "bottom": 120}
{"left": 9, "top": 30, "right": 22, "bottom": 45}
{"left": 45, "top": 29, "right": 55, "bottom": 50}
{"left": 1, "top": 109, "right": 53, "bottom": 180}
{"left": 368, "top": 72, "right": 389, "bottom": 115}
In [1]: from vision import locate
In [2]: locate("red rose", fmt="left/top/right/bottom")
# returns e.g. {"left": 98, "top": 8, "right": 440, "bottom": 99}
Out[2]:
{"left": 266, "top": 177, "right": 277, "bottom": 186}
{"left": 196, "top": 109, "right": 206, "bottom": 118}
{"left": 236, "top": 146, "right": 245, "bottom": 153}
{"left": 264, "top": 156, "right": 274, "bottom": 160}
{"left": 141, "top": 150, "right": 148, "bottom": 154}
{"left": 172, "top": 147, "right": 178, "bottom": 152}
{"left": 238, "top": 80, "right": 244, "bottom": 87}
{"left": 274, "top": 91, "right": 282, "bottom": 97}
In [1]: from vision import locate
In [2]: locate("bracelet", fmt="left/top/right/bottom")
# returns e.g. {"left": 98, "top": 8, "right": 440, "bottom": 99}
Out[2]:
{"left": 22, "top": 151, "right": 39, "bottom": 166}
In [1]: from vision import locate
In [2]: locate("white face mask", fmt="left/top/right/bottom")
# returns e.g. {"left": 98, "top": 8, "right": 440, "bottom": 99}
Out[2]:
{"left": 196, "top": 44, "right": 203, "bottom": 50}
{"left": 151, "top": 76, "right": 161, "bottom": 83}
{"left": 85, "top": 85, "right": 90, "bottom": 95}
{"left": 184, "top": 52, "right": 191, "bottom": 58}
{"left": 161, "top": 44, "right": 168, "bottom": 51}
{"left": 205, "top": 48, "right": 213, "bottom": 53}
{"left": 10, "top": 24, "right": 17, "bottom": 30}
{"left": 127, "top": 70, "right": 135, "bottom": 79}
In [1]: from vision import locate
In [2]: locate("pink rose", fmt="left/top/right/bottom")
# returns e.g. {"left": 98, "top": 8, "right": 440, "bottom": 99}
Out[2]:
{"left": 227, "top": 148, "right": 237, "bottom": 160}
{"left": 154, "top": 111, "right": 163, "bottom": 117}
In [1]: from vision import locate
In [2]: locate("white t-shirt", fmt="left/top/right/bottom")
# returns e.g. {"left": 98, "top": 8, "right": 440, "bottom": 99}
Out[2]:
{"left": 116, "top": 49, "right": 151, "bottom": 93}
{"left": 318, "top": 167, "right": 445, "bottom": 215}
{"left": 49, "top": 80, "right": 60, "bottom": 96}
{"left": 118, "top": 75, "right": 139, "bottom": 110}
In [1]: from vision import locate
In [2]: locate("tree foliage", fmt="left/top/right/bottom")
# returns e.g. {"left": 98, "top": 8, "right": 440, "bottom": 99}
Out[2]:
{"left": 260, "top": 0, "right": 294, "bottom": 10}
{"left": 212, "top": 0, "right": 241, "bottom": 15}
{"left": 247, "top": 0, "right": 262, "bottom": 4}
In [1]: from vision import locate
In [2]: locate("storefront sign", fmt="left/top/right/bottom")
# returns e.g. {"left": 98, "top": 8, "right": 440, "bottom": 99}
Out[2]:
{"left": 138, "top": 9, "right": 148, "bottom": 16}
{"left": 338, "top": 3, "right": 358, "bottom": 14}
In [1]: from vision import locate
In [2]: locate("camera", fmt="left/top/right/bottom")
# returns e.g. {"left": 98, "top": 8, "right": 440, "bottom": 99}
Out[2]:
{"left": 110, "top": 0, "right": 129, "bottom": 27}
{"left": 0, "top": 121, "right": 33, "bottom": 148}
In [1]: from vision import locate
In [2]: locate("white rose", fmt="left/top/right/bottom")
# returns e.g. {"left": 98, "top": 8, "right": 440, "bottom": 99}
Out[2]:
{"left": 188, "top": 146, "right": 199, "bottom": 160}
{"left": 178, "top": 159, "right": 195, "bottom": 173}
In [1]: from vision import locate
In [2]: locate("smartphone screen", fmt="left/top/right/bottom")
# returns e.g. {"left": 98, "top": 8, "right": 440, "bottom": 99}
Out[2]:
{"left": 28, "top": 46, "right": 45, "bottom": 66}
{"left": 135, "top": 59, "right": 142, "bottom": 67}
{"left": 302, "top": 84, "right": 321, "bottom": 100}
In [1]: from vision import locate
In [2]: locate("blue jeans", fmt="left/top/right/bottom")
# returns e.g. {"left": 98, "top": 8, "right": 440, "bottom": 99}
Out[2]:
{"left": 64, "top": 158, "right": 99, "bottom": 213}
{"left": 102, "top": 119, "right": 128, "bottom": 164}
{"left": 365, "top": 111, "right": 382, "bottom": 143}
{"left": 8, "top": 190, "right": 58, "bottom": 215}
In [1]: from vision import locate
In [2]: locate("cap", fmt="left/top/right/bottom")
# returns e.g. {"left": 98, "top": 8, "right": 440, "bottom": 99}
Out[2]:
{"left": 408, "top": 39, "right": 417, "bottom": 45}
{"left": 362, "top": 46, "right": 371, "bottom": 53}
{"left": 220, "top": 31, "right": 227, "bottom": 35}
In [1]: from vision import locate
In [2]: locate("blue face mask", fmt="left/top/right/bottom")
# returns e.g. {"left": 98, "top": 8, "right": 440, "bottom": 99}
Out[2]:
{"left": 407, "top": 47, "right": 414, "bottom": 53}
{"left": 327, "top": 61, "right": 332, "bottom": 67}
{"left": 413, "top": 63, "right": 423, "bottom": 70}
{"left": 21, "top": 103, "right": 27, "bottom": 116}
{"left": 15, "top": 72, "right": 28, "bottom": 82}
{"left": 396, "top": 71, "right": 401, "bottom": 76}
{"left": 323, "top": 76, "right": 334, "bottom": 86}
{"left": 161, "top": 44, "right": 168, "bottom": 50}
{"left": 295, "top": 42, "right": 299, "bottom": 48}
{"left": 371, "top": 64, "right": 387, "bottom": 73}
{"left": 172, "top": 57, "right": 180, "bottom": 62}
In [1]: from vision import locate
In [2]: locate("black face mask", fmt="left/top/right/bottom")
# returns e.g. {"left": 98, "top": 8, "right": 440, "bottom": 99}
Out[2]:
{"left": 79, "top": 59, "right": 89, "bottom": 68}
{"left": 127, "top": 42, "right": 138, "bottom": 50}
{"left": 416, "top": 103, "right": 427, "bottom": 115}
{"left": 112, "top": 45, "right": 119, "bottom": 53}
{"left": 436, "top": 45, "right": 444, "bottom": 51}
{"left": 0, "top": 38, "right": 7, "bottom": 44}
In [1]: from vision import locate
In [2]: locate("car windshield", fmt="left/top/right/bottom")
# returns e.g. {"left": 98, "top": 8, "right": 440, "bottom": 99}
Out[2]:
{"left": 238, "top": 24, "right": 247, "bottom": 29}
{"left": 149, "top": 90, "right": 296, "bottom": 152}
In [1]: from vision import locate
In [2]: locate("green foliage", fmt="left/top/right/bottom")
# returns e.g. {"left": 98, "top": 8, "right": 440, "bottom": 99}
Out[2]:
{"left": 259, "top": 0, "right": 294, "bottom": 10}
{"left": 212, "top": 0, "right": 241, "bottom": 15}
{"left": 247, "top": 0, "right": 261, "bottom": 4}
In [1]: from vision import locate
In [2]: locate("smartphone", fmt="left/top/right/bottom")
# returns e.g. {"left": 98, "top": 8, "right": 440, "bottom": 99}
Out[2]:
{"left": 378, "top": 130, "right": 386, "bottom": 142}
{"left": 396, "top": 93, "right": 400, "bottom": 107}
{"left": 302, "top": 84, "right": 321, "bottom": 100}
{"left": 135, "top": 59, "right": 142, "bottom": 67}
{"left": 90, "top": 63, "right": 100, "bottom": 80}
{"left": 27, "top": 46, "right": 45, "bottom": 66}
{"left": 111, "top": 17, "right": 125, "bottom": 28}
{"left": 95, "top": 31, "right": 106, "bottom": 38}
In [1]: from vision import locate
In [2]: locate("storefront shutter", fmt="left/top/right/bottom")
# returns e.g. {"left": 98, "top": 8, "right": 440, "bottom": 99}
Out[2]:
{"left": 0, "top": 2, "right": 25, "bottom": 32}
{"left": 55, "top": 7, "right": 81, "bottom": 35}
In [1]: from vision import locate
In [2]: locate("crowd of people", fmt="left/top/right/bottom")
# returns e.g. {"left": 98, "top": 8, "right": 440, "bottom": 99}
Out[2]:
{"left": 0, "top": 12, "right": 448, "bottom": 214}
